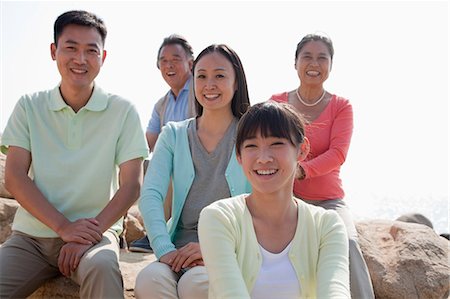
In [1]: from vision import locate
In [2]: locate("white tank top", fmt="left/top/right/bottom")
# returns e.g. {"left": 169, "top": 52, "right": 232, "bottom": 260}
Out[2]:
{"left": 250, "top": 242, "right": 301, "bottom": 299}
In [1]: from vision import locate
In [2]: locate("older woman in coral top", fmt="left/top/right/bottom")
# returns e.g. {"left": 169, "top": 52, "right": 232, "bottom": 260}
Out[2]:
{"left": 270, "top": 33, "right": 375, "bottom": 299}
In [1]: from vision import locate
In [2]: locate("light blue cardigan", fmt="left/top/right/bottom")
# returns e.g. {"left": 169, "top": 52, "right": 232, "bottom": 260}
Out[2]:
{"left": 139, "top": 118, "right": 251, "bottom": 259}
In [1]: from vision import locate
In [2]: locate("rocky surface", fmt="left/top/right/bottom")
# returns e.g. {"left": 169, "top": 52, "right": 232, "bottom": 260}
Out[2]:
{"left": 0, "top": 150, "right": 13, "bottom": 199}
{"left": 0, "top": 197, "right": 18, "bottom": 243}
{"left": 124, "top": 205, "right": 145, "bottom": 244}
{"left": 356, "top": 220, "right": 449, "bottom": 299}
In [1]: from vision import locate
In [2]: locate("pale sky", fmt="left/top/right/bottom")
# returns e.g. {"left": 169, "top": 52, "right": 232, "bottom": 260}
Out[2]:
{"left": 1, "top": 1, "right": 448, "bottom": 210}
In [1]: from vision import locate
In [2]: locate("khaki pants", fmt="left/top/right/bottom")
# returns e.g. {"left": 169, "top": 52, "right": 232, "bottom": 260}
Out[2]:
{"left": 0, "top": 230, "right": 123, "bottom": 299}
{"left": 134, "top": 262, "right": 208, "bottom": 299}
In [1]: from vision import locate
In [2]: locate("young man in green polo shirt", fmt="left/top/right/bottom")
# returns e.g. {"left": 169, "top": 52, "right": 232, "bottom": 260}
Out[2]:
{"left": 0, "top": 10, "right": 148, "bottom": 298}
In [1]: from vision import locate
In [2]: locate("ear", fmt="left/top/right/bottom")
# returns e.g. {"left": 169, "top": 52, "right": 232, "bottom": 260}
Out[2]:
{"left": 188, "top": 58, "right": 193, "bottom": 71}
{"left": 236, "top": 153, "right": 243, "bottom": 166}
{"left": 297, "top": 137, "right": 310, "bottom": 161}
{"left": 50, "top": 43, "right": 57, "bottom": 60}
{"left": 101, "top": 50, "right": 107, "bottom": 64}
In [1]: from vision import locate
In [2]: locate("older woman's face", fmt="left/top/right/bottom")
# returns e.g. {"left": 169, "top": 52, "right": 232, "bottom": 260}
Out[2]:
{"left": 295, "top": 41, "right": 332, "bottom": 86}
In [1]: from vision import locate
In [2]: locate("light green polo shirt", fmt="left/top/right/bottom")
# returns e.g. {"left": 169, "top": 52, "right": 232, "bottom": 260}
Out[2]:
{"left": 1, "top": 84, "right": 148, "bottom": 237}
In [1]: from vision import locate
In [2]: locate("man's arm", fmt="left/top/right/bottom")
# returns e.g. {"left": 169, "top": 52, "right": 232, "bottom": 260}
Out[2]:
{"left": 4, "top": 146, "right": 102, "bottom": 244}
{"left": 58, "top": 157, "right": 143, "bottom": 276}
{"left": 95, "top": 157, "right": 143, "bottom": 232}
{"left": 146, "top": 131, "right": 159, "bottom": 152}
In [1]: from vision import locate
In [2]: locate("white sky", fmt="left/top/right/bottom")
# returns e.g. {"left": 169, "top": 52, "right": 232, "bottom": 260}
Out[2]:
{"left": 1, "top": 1, "right": 449, "bottom": 204}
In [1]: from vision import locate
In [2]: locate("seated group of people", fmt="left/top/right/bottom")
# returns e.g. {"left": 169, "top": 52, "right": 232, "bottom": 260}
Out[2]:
{"left": 0, "top": 10, "right": 376, "bottom": 299}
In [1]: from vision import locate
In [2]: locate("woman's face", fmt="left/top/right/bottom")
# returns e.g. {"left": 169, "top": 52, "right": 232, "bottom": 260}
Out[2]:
{"left": 194, "top": 52, "right": 236, "bottom": 113}
{"left": 295, "top": 40, "right": 332, "bottom": 86}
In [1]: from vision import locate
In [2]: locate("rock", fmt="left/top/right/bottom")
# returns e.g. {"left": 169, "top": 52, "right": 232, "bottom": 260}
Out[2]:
{"left": 28, "top": 277, "right": 79, "bottom": 299}
{"left": 0, "top": 197, "right": 19, "bottom": 243}
{"left": 124, "top": 212, "right": 145, "bottom": 244}
{"left": 356, "top": 220, "right": 450, "bottom": 299}
{"left": 128, "top": 204, "right": 144, "bottom": 227}
{"left": 0, "top": 151, "right": 14, "bottom": 199}
{"left": 29, "top": 251, "right": 156, "bottom": 299}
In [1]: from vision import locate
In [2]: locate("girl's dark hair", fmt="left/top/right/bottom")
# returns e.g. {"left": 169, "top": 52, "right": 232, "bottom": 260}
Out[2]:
{"left": 236, "top": 101, "right": 306, "bottom": 156}
{"left": 295, "top": 33, "right": 334, "bottom": 62}
{"left": 192, "top": 44, "right": 250, "bottom": 118}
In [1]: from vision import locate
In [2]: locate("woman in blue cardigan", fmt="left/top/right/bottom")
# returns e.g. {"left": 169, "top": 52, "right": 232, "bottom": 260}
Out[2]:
{"left": 135, "top": 44, "right": 251, "bottom": 299}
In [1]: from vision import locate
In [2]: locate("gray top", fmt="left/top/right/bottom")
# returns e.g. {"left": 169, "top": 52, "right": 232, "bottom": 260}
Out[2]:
{"left": 173, "top": 118, "right": 238, "bottom": 248}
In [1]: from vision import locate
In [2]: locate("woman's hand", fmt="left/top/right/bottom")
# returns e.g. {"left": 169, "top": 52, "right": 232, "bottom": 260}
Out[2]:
{"left": 170, "top": 242, "right": 203, "bottom": 273}
{"left": 159, "top": 250, "right": 178, "bottom": 266}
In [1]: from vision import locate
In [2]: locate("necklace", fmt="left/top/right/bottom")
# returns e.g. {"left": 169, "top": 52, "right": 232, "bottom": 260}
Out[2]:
{"left": 295, "top": 89, "right": 326, "bottom": 107}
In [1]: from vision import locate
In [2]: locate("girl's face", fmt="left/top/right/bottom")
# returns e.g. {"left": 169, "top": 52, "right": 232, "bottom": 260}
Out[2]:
{"left": 295, "top": 40, "right": 332, "bottom": 86}
{"left": 194, "top": 52, "right": 236, "bottom": 113}
{"left": 237, "top": 131, "right": 302, "bottom": 195}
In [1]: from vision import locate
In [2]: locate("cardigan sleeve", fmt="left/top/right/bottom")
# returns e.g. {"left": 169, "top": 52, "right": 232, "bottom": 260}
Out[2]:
{"left": 316, "top": 210, "right": 350, "bottom": 298}
{"left": 139, "top": 123, "right": 176, "bottom": 259}
{"left": 300, "top": 98, "right": 353, "bottom": 179}
{"left": 198, "top": 202, "right": 250, "bottom": 299}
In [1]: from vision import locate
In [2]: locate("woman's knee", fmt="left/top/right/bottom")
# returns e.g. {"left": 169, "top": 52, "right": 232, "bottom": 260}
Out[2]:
{"left": 178, "top": 266, "right": 209, "bottom": 299}
{"left": 135, "top": 262, "right": 178, "bottom": 299}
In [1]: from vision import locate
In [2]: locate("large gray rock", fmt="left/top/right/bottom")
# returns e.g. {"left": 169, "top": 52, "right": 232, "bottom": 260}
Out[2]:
{"left": 0, "top": 197, "right": 19, "bottom": 243}
{"left": 357, "top": 220, "right": 449, "bottom": 299}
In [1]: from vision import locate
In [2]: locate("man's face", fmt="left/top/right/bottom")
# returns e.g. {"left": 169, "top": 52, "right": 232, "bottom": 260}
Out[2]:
{"left": 158, "top": 44, "right": 192, "bottom": 92}
{"left": 51, "top": 24, "right": 106, "bottom": 92}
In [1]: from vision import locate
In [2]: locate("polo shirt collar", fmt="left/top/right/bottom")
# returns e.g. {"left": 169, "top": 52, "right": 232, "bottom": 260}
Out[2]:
{"left": 49, "top": 83, "right": 108, "bottom": 112}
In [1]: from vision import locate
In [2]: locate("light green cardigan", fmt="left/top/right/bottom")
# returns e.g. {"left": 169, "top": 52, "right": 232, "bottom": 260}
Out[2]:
{"left": 198, "top": 194, "right": 350, "bottom": 299}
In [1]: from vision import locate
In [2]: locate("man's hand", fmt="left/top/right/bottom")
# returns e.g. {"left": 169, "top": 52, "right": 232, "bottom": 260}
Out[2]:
{"left": 58, "top": 242, "right": 93, "bottom": 277}
{"left": 58, "top": 218, "right": 102, "bottom": 245}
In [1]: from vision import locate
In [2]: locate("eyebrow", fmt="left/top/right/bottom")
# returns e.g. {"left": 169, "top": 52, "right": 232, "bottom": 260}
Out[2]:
{"left": 301, "top": 51, "right": 328, "bottom": 56}
{"left": 196, "top": 67, "right": 228, "bottom": 72}
{"left": 63, "top": 40, "right": 100, "bottom": 49}
{"left": 159, "top": 54, "right": 182, "bottom": 60}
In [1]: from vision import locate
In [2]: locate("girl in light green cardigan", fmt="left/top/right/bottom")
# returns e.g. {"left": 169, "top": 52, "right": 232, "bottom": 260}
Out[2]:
{"left": 199, "top": 102, "right": 350, "bottom": 299}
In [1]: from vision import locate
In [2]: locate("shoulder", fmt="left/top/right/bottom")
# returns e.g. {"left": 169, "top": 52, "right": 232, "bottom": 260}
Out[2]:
{"left": 19, "top": 89, "right": 53, "bottom": 105}
{"left": 89, "top": 86, "right": 137, "bottom": 115}
{"left": 201, "top": 194, "right": 247, "bottom": 222}
{"left": 154, "top": 91, "right": 171, "bottom": 108}
{"left": 158, "top": 118, "right": 195, "bottom": 142}
{"left": 269, "top": 91, "right": 289, "bottom": 103}
{"left": 9, "top": 89, "right": 60, "bottom": 116}
{"left": 330, "top": 94, "right": 352, "bottom": 109}
{"left": 164, "top": 118, "right": 195, "bottom": 132}
{"left": 296, "top": 199, "right": 341, "bottom": 226}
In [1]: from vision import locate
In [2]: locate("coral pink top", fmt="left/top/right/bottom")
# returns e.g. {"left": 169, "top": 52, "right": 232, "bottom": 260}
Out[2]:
{"left": 271, "top": 92, "right": 353, "bottom": 200}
